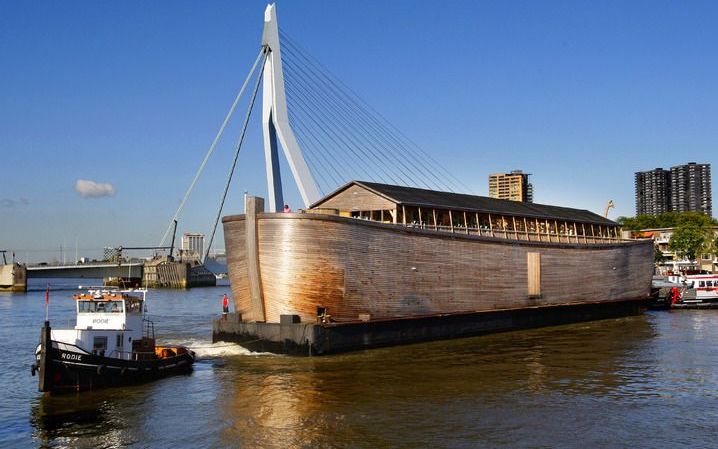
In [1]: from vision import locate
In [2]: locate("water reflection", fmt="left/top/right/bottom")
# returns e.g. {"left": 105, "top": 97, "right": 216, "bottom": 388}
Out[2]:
{"left": 31, "top": 390, "right": 143, "bottom": 448}
{"left": 217, "top": 316, "right": 659, "bottom": 448}
{"left": 16, "top": 288, "right": 718, "bottom": 448}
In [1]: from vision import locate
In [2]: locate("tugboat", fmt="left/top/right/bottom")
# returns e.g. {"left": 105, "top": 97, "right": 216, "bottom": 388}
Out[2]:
{"left": 32, "top": 287, "right": 195, "bottom": 394}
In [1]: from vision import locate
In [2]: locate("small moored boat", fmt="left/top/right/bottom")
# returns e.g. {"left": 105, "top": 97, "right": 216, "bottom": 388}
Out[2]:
{"left": 32, "top": 288, "right": 195, "bottom": 394}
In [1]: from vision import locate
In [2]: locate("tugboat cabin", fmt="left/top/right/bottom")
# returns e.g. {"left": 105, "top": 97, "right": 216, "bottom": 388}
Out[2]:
{"left": 50, "top": 289, "right": 148, "bottom": 361}
{"left": 310, "top": 181, "right": 624, "bottom": 244}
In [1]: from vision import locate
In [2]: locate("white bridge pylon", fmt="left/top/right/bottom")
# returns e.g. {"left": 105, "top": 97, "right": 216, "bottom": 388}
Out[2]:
{"left": 261, "top": 3, "right": 321, "bottom": 212}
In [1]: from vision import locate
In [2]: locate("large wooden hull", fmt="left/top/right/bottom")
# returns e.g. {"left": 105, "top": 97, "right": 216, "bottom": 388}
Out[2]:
{"left": 223, "top": 213, "right": 654, "bottom": 326}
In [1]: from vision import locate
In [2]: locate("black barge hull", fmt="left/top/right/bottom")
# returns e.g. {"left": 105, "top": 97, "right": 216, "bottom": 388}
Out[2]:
{"left": 213, "top": 298, "right": 647, "bottom": 356}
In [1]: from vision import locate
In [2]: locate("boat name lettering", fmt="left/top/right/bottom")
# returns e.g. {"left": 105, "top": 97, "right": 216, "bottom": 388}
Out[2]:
{"left": 92, "top": 318, "right": 109, "bottom": 324}
{"left": 61, "top": 353, "right": 82, "bottom": 361}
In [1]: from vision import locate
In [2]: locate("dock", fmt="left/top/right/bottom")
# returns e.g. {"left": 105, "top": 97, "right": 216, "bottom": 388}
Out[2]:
{"left": 0, "top": 263, "right": 26, "bottom": 292}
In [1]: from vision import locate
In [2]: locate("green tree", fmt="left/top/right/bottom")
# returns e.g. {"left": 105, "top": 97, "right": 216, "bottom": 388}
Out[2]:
{"left": 654, "top": 246, "right": 666, "bottom": 264}
{"left": 669, "top": 224, "right": 713, "bottom": 261}
{"left": 617, "top": 212, "right": 717, "bottom": 231}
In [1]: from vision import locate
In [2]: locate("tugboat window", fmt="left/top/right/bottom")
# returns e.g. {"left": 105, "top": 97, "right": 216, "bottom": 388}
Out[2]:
{"left": 93, "top": 336, "right": 108, "bottom": 356}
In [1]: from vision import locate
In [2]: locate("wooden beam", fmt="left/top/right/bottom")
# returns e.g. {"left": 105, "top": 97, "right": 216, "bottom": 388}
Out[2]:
{"left": 449, "top": 210, "right": 454, "bottom": 233}
{"left": 476, "top": 212, "right": 481, "bottom": 236}
{"left": 489, "top": 213, "right": 494, "bottom": 237}
{"left": 245, "top": 196, "right": 266, "bottom": 322}
{"left": 573, "top": 222, "right": 579, "bottom": 244}
{"left": 546, "top": 219, "right": 551, "bottom": 243}
{"left": 582, "top": 223, "right": 587, "bottom": 244}
{"left": 433, "top": 208, "right": 438, "bottom": 231}
{"left": 524, "top": 217, "right": 530, "bottom": 241}
{"left": 536, "top": 218, "right": 541, "bottom": 242}
{"left": 402, "top": 205, "right": 406, "bottom": 226}
{"left": 464, "top": 211, "right": 469, "bottom": 235}
{"left": 553, "top": 220, "right": 561, "bottom": 243}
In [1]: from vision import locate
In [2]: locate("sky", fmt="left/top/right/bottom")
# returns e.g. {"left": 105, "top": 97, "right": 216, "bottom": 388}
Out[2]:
{"left": 1, "top": 1, "right": 716, "bottom": 262}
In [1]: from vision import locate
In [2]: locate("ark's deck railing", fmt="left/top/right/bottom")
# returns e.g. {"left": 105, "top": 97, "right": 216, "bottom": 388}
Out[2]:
{"left": 339, "top": 206, "right": 626, "bottom": 244}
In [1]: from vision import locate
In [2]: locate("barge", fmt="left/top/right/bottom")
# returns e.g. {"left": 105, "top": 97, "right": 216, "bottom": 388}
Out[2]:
{"left": 214, "top": 181, "right": 655, "bottom": 355}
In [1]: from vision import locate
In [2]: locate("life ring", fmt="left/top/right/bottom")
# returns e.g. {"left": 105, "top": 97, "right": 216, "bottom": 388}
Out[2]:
{"left": 97, "top": 365, "right": 106, "bottom": 375}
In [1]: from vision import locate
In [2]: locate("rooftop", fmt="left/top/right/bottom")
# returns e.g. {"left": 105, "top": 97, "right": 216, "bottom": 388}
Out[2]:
{"left": 313, "top": 181, "right": 616, "bottom": 226}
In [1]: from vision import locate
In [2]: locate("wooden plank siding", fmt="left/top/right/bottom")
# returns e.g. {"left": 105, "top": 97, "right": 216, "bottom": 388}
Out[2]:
{"left": 314, "top": 183, "right": 395, "bottom": 212}
{"left": 223, "top": 213, "right": 654, "bottom": 325}
{"left": 527, "top": 252, "right": 541, "bottom": 298}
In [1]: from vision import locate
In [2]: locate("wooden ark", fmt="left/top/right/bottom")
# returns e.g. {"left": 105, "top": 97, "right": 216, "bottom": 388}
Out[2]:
{"left": 222, "top": 182, "right": 654, "bottom": 327}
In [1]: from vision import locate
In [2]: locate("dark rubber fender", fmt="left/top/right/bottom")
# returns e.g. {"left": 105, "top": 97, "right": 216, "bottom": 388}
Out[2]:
{"left": 120, "top": 367, "right": 127, "bottom": 376}
{"left": 30, "top": 364, "right": 37, "bottom": 376}
{"left": 97, "top": 365, "right": 106, "bottom": 375}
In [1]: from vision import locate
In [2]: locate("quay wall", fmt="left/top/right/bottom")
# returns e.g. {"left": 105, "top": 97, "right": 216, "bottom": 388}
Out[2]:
{"left": 0, "top": 264, "right": 26, "bottom": 292}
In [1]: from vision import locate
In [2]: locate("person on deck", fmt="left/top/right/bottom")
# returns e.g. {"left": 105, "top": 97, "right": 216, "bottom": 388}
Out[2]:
{"left": 283, "top": 204, "right": 292, "bottom": 213}
{"left": 222, "top": 294, "right": 229, "bottom": 314}
{"left": 670, "top": 286, "right": 680, "bottom": 305}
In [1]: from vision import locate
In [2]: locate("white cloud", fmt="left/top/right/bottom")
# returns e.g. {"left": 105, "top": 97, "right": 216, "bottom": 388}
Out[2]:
{"left": 74, "top": 179, "right": 116, "bottom": 198}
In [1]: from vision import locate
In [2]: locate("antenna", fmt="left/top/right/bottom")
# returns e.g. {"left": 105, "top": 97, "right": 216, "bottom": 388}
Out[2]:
{"left": 261, "top": 3, "right": 321, "bottom": 212}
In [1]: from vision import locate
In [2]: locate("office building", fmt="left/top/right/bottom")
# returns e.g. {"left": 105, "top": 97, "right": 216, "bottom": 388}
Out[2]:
{"left": 635, "top": 168, "right": 671, "bottom": 216}
{"left": 635, "top": 162, "right": 712, "bottom": 216}
{"left": 181, "top": 233, "right": 204, "bottom": 259}
{"left": 488, "top": 170, "right": 533, "bottom": 203}
{"left": 670, "top": 162, "right": 712, "bottom": 216}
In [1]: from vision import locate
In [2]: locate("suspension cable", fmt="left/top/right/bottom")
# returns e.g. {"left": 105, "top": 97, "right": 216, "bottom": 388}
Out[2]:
{"left": 204, "top": 51, "right": 268, "bottom": 262}
{"left": 159, "top": 48, "right": 266, "bottom": 247}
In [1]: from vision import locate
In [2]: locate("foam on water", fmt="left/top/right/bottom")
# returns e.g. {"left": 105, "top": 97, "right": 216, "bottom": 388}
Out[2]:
{"left": 160, "top": 338, "right": 276, "bottom": 358}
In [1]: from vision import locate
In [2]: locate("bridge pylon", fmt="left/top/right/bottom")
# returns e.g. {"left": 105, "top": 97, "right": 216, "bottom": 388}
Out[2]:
{"left": 261, "top": 3, "right": 321, "bottom": 212}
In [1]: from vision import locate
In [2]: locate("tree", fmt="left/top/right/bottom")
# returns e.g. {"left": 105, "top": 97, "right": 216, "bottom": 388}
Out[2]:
{"left": 617, "top": 212, "right": 716, "bottom": 231}
{"left": 669, "top": 224, "right": 713, "bottom": 261}
{"left": 654, "top": 246, "right": 666, "bottom": 264}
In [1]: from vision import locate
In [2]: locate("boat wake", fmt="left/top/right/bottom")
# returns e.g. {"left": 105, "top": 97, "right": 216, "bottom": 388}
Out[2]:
{"left": 162, "top": 339, "right": 275, "bottom": 358}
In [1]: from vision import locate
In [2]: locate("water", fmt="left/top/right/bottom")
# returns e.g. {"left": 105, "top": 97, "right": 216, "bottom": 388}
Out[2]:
{"left": 2, "top": 280, "right": 718, "bottom": 448}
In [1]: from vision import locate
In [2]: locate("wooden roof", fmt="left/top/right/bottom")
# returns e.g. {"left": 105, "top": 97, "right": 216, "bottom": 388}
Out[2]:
{"left": 312, "top": 181, "right": 617, "bottom": 226}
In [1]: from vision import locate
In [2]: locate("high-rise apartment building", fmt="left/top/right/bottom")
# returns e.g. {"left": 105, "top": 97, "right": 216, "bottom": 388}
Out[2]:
{"left": 488, "top": 170, "right": 533, "bottom": 203}
{"left": 670, "top": 162, "right": 712, "bottom": 216}
{"left": 181, "top": 233, "right": 204, "bottom": 259}
{"left": 635, "top": 162, "right": 712, "bottom": 216}
{"left": 635, "top": 168, "right": 671, "bottom": 216}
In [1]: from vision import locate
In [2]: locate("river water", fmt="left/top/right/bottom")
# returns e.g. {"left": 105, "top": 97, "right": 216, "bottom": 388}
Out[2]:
{"left": 2, "top": 279, "right": 717, "bottom": 448}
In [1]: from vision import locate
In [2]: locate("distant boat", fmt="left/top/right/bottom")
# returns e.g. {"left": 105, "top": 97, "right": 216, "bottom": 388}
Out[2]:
{"left": 668, "top": 274, "right": 718, "bottom": 302}
{"left": 32, "top": 288, "right": 194, "bottom": 393}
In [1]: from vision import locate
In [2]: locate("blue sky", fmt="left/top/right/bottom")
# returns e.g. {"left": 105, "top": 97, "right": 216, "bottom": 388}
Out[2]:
{"left": 1, "top": 1, "right": 716, "bottom": 262}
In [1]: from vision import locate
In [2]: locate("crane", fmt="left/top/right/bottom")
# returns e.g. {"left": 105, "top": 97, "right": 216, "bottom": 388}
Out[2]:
{"left": 604, "top": 200, "right": 615, "bottom": 218}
